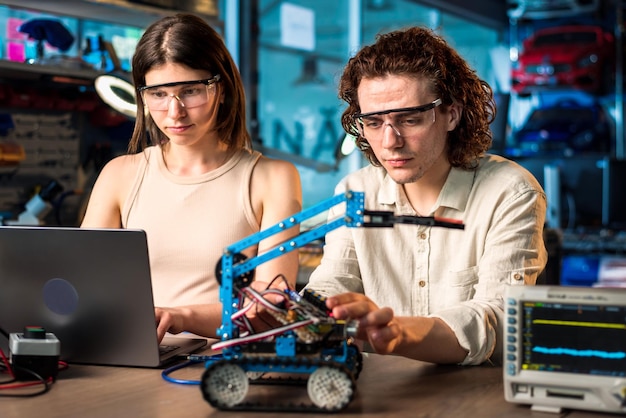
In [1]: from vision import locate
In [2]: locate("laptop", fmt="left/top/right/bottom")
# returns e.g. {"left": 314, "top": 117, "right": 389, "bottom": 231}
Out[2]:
{"left": 0, "top": 226, "right": 207, "bottom": 367}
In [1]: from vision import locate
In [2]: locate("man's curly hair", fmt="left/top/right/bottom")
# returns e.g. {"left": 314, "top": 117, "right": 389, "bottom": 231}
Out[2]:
{"left": 339, "top": 26, "right": 495, "bottom": 170}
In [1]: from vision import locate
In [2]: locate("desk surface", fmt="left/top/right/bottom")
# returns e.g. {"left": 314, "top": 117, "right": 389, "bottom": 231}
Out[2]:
{"left": 1, "top": 352, "right": 617, "bottom": 418}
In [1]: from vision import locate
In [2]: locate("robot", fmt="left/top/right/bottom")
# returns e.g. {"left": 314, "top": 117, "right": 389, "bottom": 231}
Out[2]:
{"left": 200, "top": 190, "right": 464, "bottom": 412}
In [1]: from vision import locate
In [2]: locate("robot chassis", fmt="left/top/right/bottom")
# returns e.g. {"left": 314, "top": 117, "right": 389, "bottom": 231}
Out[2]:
{"left": 200, "top": 190, "right": 464, "bottom": 412}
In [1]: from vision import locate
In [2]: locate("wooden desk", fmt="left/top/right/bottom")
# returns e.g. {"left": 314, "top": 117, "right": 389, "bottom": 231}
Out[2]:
{"left": 1, "top": 352, "right": 616, "bottom": 418}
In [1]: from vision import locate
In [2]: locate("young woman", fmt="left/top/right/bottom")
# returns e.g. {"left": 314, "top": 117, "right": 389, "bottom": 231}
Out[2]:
{"left": 81, "top": 14, "right": 302, "bottom": 342}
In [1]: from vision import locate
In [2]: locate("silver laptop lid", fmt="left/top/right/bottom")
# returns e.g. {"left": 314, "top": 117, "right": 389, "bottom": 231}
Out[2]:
{"left": 0, "top": 226, "right": 165, "bottom": 367}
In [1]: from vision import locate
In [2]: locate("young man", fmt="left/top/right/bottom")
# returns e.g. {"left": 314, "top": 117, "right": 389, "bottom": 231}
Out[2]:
{"left": 305, "top": 27, "right": 547, "bottom": 366}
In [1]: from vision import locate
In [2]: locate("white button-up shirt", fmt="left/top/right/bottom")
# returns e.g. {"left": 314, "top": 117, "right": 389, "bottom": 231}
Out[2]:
{"left": 305, "top": 154, "right": 547, "bottom": 365}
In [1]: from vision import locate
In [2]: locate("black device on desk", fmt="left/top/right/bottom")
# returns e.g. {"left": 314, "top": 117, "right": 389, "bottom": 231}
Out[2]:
{"left": 504, "top": 285, "right": 626, "bottom": 415}
{"left": 9, "top": 326, "right": 60, "bottom": 381}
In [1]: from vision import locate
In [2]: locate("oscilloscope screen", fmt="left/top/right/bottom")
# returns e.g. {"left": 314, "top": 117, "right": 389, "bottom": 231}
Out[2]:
{"left": 521, "top": 301, "right": 626, "bottom": 376}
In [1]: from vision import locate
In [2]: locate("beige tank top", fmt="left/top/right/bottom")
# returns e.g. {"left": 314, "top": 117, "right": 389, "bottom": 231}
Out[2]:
{"left": 121, "top": 146, "right": 261, "bottom": 307}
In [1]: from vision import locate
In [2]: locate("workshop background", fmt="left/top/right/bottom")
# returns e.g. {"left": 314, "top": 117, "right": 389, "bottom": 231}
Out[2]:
{"left": 0, "top": 0, "right": 624, "bottom": 286}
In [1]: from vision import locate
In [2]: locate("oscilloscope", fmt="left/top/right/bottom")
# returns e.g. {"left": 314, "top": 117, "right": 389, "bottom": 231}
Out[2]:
{"left": 504, "top": 285, "right": 626, "bottom": 415}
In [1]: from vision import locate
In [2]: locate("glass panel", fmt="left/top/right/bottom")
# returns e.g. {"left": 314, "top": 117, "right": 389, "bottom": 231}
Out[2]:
{"left": 362, "top": 2, "right": 499, "bottom": 86}
{"left": 258, "top": 0, "right": 354, "bottom": 208}
{"left": 82, "top": 21, "right": 143, "bottom": 72}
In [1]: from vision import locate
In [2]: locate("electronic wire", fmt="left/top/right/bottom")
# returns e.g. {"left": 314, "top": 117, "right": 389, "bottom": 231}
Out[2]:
{"left": 0, "top": 336, "right": 67, "bottom": 397}
{"left": 160, "top": 274, "right": 314, "bottom": 386}
{"left": 0, "top": 351, "right": 52, "bottom": 398}
{"left": 0, "top": 347, "right": 15, "bottom": 379}
{"left": 161, "top": 359, "right": 204, "bottom": 385}
{"left": 211, "top": 318, "right": 316, "bottom": 351}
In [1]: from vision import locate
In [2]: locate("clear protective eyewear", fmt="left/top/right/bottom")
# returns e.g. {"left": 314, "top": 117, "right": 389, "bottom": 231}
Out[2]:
{"left": 353, "top": 98, "right": 442, "bottom": 140}
{"left": 138, "top": 74, "right": 221, "bottom": 111}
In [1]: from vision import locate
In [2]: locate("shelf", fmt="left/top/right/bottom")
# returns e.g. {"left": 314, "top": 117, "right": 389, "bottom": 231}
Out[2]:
{"left": 0, "top": 0, "right": 220, "bottom": 29}
{"left": 0, "top": 59, "right": 102, "bottom": 83}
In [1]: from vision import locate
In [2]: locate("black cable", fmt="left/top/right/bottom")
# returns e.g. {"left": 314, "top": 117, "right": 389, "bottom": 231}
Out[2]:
{"left": 267, "top": 273, "right": 290, "bottom": 290}
{"left": 0, "top": 366, "right": 51, "bottom": 398}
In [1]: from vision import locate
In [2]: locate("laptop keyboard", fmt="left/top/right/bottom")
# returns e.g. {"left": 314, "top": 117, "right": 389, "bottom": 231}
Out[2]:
{"left": 159, "top": 344, "right": 180, "bottom": 355}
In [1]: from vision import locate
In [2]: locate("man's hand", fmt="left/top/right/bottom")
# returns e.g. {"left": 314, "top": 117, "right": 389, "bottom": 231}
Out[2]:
{"left": 326, "top": 292, "right": 468, "bottom": 363}
{"left": 326, "top": 292, "right": 403, "bottom": 355}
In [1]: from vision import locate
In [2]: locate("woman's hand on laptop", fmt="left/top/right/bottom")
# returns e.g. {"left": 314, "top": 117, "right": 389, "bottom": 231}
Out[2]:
{"left": 154, "top": 307, "right": 186, "bottom": 343}
{"left": 152, "top": 276, "right": 294, "bottom": 343}
{"left": 154, "top": 304, "right": 223, "bottom": 342}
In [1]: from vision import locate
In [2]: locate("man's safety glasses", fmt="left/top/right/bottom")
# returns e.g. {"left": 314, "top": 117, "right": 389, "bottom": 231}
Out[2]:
{"left": 353, "top": 98, "right": 442, "bottom": 140}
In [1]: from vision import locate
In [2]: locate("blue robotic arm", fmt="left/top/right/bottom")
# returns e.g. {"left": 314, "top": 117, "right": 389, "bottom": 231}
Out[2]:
{"left": 202, "top": 190, "right": 464, "bottom": 412}
{"left": 215, "top": 189, "right": 465, "bottom": 342}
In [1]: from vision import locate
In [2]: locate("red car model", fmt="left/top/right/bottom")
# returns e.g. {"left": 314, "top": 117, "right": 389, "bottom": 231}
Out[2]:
{"left": 511, "top": 25, "right": 615, "bottom": 95}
